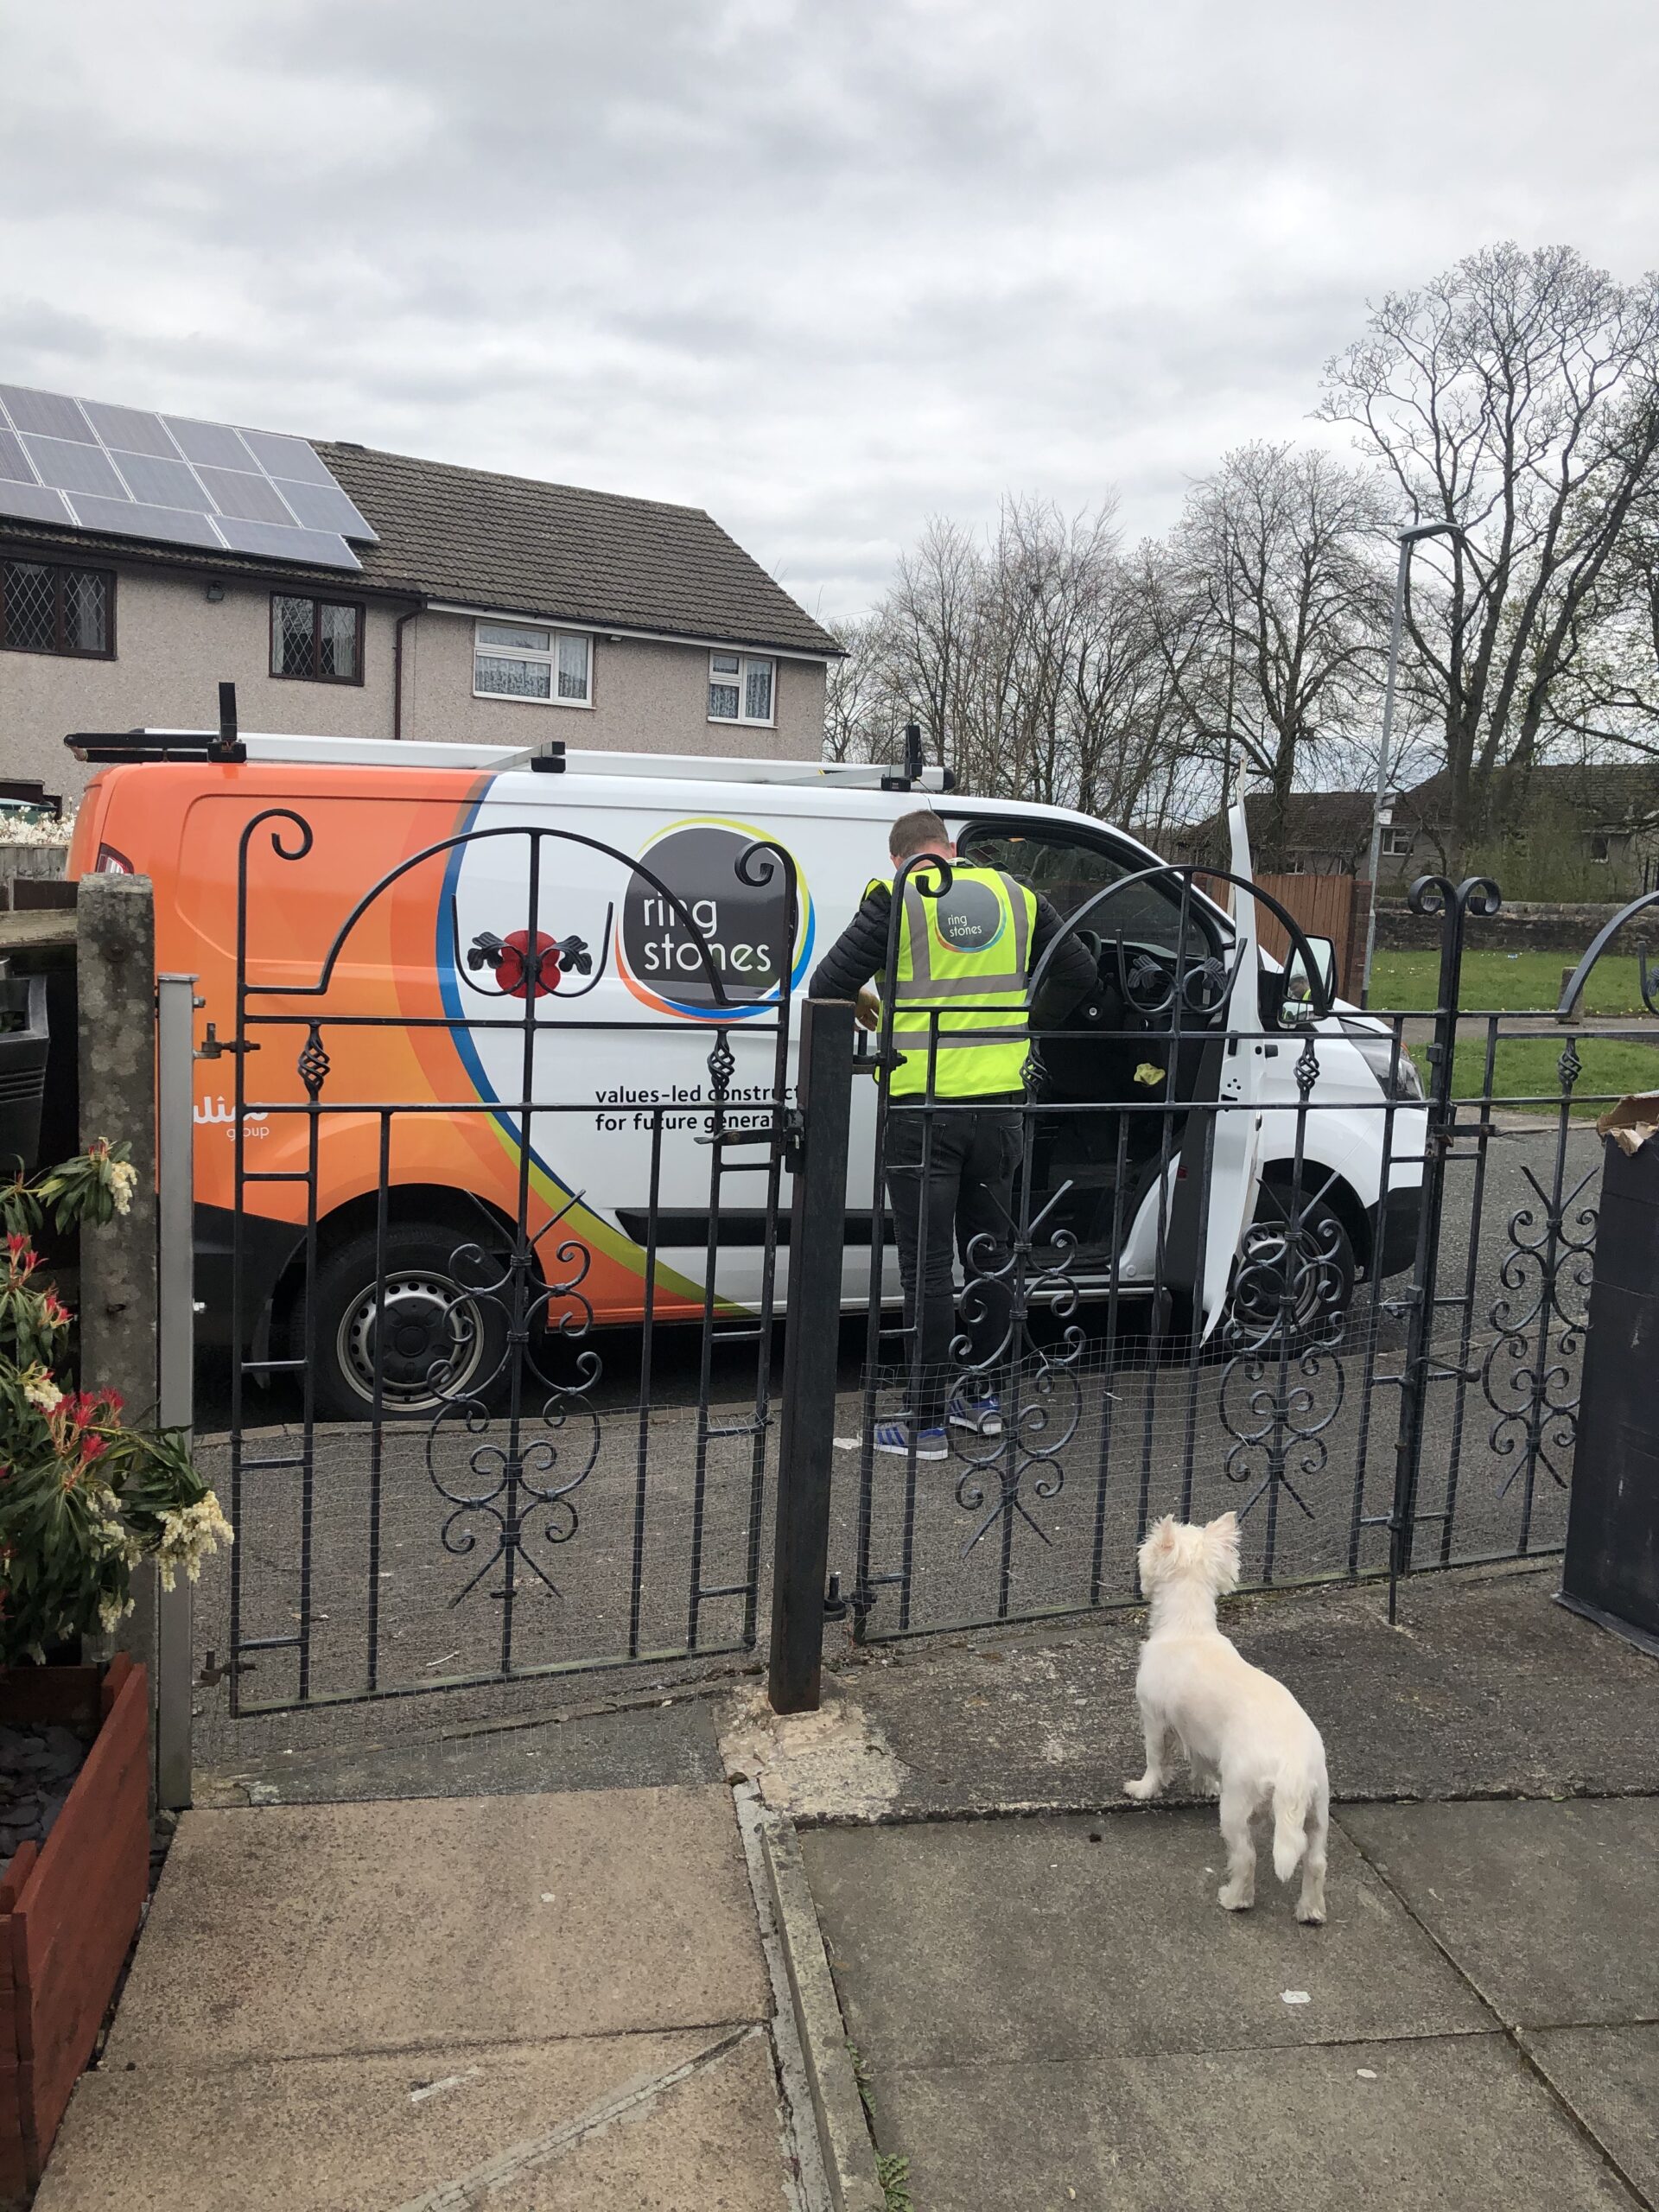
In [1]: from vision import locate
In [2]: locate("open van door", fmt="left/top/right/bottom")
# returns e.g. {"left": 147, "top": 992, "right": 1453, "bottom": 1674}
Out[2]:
{"left": 1193, "top": 798, "right": 1268, "bottom": 1339}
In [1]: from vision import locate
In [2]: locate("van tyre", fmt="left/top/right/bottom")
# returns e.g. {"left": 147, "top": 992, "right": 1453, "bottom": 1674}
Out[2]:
{"left": 295, "top": 1224, "right": 512, "bottom": 1422}
{"left": 1227, "top": 1194, "right": 1356, "bottom": 1348}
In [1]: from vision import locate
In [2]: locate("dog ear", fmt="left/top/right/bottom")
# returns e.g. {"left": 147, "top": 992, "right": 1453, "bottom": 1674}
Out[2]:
{"left": 1202, "top": 1510, "right": 1242, "bottom": 1591}
{"left": 1136, "top": 1515, "right": 1180, "bottom": 1586}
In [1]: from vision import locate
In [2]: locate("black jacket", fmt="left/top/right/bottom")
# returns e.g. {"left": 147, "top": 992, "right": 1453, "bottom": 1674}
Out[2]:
{"left": 807, "top": 875, "right": 1096, "bottom": 1027}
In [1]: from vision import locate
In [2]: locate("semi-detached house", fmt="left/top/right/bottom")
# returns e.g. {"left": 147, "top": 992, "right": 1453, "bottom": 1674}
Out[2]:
{"left": 0, "top": 385, "right": 841, "bottom": 798}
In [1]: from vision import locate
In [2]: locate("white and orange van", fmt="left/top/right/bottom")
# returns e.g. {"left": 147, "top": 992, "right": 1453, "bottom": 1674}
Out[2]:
{"left": 67, "top": 726, "right": 1424, "bottom": 1417}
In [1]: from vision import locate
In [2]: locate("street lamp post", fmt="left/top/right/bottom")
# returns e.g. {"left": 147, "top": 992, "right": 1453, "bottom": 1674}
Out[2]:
{"left": 1360, "top": 519, "right": 1463, "bottom": 1006}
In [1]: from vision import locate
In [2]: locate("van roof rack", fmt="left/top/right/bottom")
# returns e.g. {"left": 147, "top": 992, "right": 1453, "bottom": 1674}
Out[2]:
{"left": 66, "top": 726, "right": 955, "bottom": 791}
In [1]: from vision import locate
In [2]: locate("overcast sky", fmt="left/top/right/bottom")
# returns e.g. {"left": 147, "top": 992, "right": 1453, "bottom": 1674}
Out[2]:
{"left": 3, "top": 0, "right": 1656, "bottom": 623}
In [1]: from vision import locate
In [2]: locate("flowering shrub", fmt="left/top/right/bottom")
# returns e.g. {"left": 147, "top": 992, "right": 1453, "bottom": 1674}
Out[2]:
{"left": 0, "top": 1143, "right": 231, "bottom": 1664}
{"left": 0, "top": 804, "right": 73, "bottom": 848}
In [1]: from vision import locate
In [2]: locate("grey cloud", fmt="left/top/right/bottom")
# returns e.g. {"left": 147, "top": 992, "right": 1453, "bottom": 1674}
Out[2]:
{"left": 3, "top": 0, "right": 1657, "bottom": 610}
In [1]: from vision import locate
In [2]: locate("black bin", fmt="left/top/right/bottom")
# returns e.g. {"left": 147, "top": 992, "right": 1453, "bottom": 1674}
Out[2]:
{"left": 1560, "top": 1125, "right": 1659, "bottom": 1653}
{"left": 0, "top": 970, "right": 48, "bottom": 1177}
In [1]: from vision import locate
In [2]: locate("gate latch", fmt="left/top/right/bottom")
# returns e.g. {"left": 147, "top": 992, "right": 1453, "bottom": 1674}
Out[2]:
{"left": 695, "top": 1106, "right": 805, "bottom": 1171}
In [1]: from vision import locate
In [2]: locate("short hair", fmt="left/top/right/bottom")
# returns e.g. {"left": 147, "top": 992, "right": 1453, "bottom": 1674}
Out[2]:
{"left": 889, "top": 810, "right": 953, "bottom": 861}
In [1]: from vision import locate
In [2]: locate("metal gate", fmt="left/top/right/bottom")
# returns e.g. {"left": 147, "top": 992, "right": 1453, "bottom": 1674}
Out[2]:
{"left": 214, "top": 808, "right": 800, "bottom": 1713}
{"left": 200, "top": 814, "right": 1659, "bottom": 1709}
{"left": 843, "top": 862, "right": 1659, "bottom": 1642}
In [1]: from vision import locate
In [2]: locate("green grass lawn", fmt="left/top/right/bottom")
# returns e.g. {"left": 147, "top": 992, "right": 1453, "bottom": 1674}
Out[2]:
{"left": 1371, "top": 948, "right": 1656, "bottom": 1014}
{"left": 1409, "top": 1034, "right": 1659, "bottom": 1118}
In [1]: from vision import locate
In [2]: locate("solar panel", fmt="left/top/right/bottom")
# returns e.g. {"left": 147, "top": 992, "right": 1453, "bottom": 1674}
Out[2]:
{"left": 238, "top": 429, "right": 333, "bottom": 486}
{"left": 213, "top": 517, "right": 361, "bottom": 570}
{"left": 65, "top": 496, "right": 225, "bottom": 549}
{"left": 0, "top": 385, "right": 377, "bottom": 569}
{"left": 266, "top": 478, "right": 370, "bottom": 536}
{"left": 0, "top": 387, "right": 92, "bottom": 442}
{"left": 0, "top": 481, "right": 72, "bottom": 527}
{"left": 111, "top": 452, "right": 205, "bottom": 510}
{"left": 0, "top": 429, "right": 35, "bottom": 483}
{"left": 194, "top": 466, "right": 295, "bottom": 525}
{"left": 22, "top": 435, "right": 127, "bottom": 499}
{"left": 81, "top": 402, "right": 177, "bottom": 457}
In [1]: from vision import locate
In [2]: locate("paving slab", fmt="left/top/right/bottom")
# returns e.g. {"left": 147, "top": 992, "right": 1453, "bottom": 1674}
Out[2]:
{"left": 803, "top": 1808, "right": 1488, "bottom": 2066}
{"left": 1524, "top": 2025, "right": 1659, "bottom": 2207}
{"left": 103, "top": 1789, "right": 768, "bottom": 2069}
{"left": 833, "top": 1562, "right": 1659, "bottom": 1820}
{"left": 866, "top": 2037, "right": 1640, "bottom": 2212}
{"left": 196, "top": 1695, "right": 723, "bottom": 1806}
{"left": 1338, "top": 1798, "right": 1659, "bottom": 2027}
{"left": 36, "top": 2027, "right": 788, "bottom": 2212}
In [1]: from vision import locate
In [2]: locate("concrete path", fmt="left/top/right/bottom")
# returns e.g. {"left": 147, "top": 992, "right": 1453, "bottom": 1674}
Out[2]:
{"left": 753, "top": 1560, "right": 1659, "bottom": 1822}
{"left": 804, "top": 1796, "right": 1659, "bottom": 2211}
{"left": 36, "top": 1787, "right": 803, "bottom": 2211}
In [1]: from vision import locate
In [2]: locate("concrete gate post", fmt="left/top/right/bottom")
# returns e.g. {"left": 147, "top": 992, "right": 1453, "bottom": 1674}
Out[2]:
{"left": 76, "top": 876, "right": 162, "bottom": 1744}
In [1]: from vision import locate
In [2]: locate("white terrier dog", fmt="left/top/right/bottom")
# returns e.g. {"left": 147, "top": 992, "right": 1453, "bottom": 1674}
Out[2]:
{"left": 1123, "top": 1511, "right": 1329, "bottom": 1923}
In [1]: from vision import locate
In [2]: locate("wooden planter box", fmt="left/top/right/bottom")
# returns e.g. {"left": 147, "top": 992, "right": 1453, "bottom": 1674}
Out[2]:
{"left": 0, "top": 1658, "right": 149, "bottom": 2202}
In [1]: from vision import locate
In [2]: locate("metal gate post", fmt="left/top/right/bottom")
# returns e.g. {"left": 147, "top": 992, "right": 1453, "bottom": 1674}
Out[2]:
{"left": 155, "top": 973, "right": 198, "bottom": 1808}
{"left": 1389, "top": 878, "right": 1497, "bottom": 1617}
{"left": 767, "top": 997, "right": 855, "bottom": 1714}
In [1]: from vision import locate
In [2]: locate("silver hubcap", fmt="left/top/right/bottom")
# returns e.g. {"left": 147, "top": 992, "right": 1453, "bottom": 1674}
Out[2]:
{"left": 337, "top": 1271, "right": 486, "bottom": 1409}
{"left": 1233, "top": 1221, "right": 1343, "bottom": 1333}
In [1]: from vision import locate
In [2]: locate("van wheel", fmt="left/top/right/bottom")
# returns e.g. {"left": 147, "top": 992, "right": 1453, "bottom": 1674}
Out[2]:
{"left": 1227, "top": 1194, "right": 1356, "bottom": 1347}
{"left": 294, "top": 1225, "right": 511, "bottom": 1422}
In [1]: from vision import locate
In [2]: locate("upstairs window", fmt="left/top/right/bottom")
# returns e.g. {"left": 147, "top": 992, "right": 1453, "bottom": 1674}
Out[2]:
{"left": 709, "top": 650, "right": 773, "bottom": 725}
{"left": 1382, "top": 828, "right": 1414, "bottom": 857}
{"left": 474, "top": 621, "right": 591, "bottom": 704}
{"left": 0, "top": 557, "right": 112, "bottom": 658}
{"left": 271, "top": 593, "right": 362, "bottom": 683}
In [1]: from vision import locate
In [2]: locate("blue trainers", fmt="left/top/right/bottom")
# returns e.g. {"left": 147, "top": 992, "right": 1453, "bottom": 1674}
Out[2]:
{"left": 872, "top": 1416, "right": 948, "bottom": 1460}
{"left": 948, "top": 1386, "right": 1003, "bottom": 1436}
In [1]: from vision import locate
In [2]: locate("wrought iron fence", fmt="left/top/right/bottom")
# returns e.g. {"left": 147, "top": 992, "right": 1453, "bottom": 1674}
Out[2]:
{"left": 843, "top": 868, "right": 1659, "bottom": 1643}
{"left": 195, "top": 805, "right": 1659, "bottom": 1712}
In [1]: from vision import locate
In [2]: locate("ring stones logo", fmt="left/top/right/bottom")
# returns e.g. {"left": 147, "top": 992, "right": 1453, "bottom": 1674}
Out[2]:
{"left": 620, "top": 823, "right": 796, "bottom": 1014}
{"left": 929, "top": 877, "right": 1004, "bottom": 954}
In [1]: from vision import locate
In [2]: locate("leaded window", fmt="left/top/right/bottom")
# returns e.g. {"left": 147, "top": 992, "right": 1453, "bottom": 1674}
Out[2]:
{"left": 271, "top": 593, "right": 363, "bottom": 682}
{"left": 0, "top": 558, "right": 112, "bottom": 657}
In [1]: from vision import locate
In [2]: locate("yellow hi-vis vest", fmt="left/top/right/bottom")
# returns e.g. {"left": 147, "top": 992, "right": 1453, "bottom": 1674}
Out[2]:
{"left": 880, "top": 864, "right": 1038, "bottom": 1098}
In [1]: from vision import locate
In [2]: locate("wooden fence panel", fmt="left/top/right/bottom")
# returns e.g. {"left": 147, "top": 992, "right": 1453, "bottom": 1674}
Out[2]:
{"left": 1196, "top": 871, "right": 1370, "bottom": 1001}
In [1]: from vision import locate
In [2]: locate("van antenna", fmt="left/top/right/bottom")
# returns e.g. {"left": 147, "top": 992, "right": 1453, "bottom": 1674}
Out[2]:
{"left": 213, "top": 682, "right": 241, "bottom": 764}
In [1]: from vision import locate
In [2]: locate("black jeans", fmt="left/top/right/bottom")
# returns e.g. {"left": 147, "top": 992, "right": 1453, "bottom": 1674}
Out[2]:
{"left": 884, "top": 1102, "right": 1020, "bottom": 1426}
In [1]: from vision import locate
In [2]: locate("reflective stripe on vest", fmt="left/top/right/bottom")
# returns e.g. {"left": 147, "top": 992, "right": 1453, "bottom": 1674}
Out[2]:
{"left": 887, "top": 865, "right": 1036, "bottom": 1098}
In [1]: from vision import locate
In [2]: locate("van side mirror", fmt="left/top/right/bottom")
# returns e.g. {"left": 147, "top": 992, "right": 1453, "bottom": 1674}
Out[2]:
{"left": 1283, "top": 934, "right": 1338, "bottom": 1007}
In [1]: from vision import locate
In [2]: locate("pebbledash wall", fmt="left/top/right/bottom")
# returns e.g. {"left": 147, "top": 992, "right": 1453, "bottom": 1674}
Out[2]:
{"left": 0, "top": 566, "right": 829, "bottom": 798}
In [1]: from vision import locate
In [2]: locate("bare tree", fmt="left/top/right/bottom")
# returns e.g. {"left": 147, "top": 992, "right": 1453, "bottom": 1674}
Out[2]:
{"left": 881, "top": 518, "right": 982, "bottom": 772}
{"left": 1320, "top": 242, "right": 1659, "bottom": 870}
{"left": 1148, "top": 443, "right": 1391, "bottom": 868}
{"left": 865, "top": 495, "right": 1204, "bottom": 839}
{"left": 820, "top": 613, "right": 887, "bottom": 764}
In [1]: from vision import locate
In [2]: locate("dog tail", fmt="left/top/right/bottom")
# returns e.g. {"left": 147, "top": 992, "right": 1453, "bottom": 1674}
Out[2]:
{"left": 1272, "top": 1770, "right": 1312, "bottom": 1884}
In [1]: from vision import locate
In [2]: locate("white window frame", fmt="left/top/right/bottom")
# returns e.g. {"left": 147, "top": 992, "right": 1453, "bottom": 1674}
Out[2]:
{"left": 1382, "top": 827, "right": 1414, "bottom": 857}
{"left": 707, "top": 649, "right": 775, "bottom": 728}
{"left": 473, "top": 620, "right": 594, "bottom": 708}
